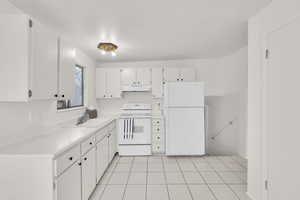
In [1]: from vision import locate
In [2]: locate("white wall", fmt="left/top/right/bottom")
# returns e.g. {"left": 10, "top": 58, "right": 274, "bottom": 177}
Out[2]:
{"left": 248, "top": 1, "right": 300, "bottom": 199}
{"left": 97, "top": 47, "right": 248, "bottom": 158}
{"left": 0, "top": 1, "right": 97, "bottom": 148}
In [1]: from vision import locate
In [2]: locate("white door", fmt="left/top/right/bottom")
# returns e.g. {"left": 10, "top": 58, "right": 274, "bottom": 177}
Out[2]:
{"left": 56, "top": 162, "right": 81, "bottom": 200}
{"left": 96, "top": 136, "right": 109, "bottom": 182}
{"left": 59, "top": 39, "right": 75, "bottom": 100}
{"left": 30, "top": 20, "right": 58, "bottom": 100}
{"left": 137, "top": 68, "right": 151, "bottom": 86}
{"left": 166, "top": 107, "right": 205, "bottom": 155}
{"left": 121, "top": 68, "right": 136, "bottom": 86}
{"left": 180, "top": 68, "right": 196, "bottom": 82}
{"left": 152, "top": 68, "right": 163, "bottom": 98}
{"left": 106, "top": 68, "right": 121, "bottom": 98}
{"left": 264, "top": 17, "right": 300, "bottom": 200}
{"left": 164, "top": 68, "right": 180, "bottom": 82}
{"left": 81, "top": 148, "right": 96, "bottom": 200}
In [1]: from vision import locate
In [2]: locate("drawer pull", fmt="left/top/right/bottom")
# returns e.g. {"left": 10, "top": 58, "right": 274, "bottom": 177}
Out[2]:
{"left": 69, "top": 157, "right": 73, "bottom": 161}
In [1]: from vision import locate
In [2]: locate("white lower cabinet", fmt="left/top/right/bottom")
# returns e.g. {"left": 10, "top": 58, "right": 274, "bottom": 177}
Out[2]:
{"left": 56, "top": 161, "right": 82, "bottom": 200}
{"left": 96, "top": 136, "right": 109, "bottom": 182}
{"left": 81, "top": 148, "right": 96, "bottom": 200}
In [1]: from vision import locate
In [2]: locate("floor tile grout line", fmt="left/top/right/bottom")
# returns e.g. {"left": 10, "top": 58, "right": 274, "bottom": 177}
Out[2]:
{"left": 208, "top": 157, "right": 242, "bottom": 200}
{"left": 98, "top": 155, "right": 120, "bottom": 200}
{"left": 216, "top": 156, "right": 247, "bottom": 184}
{"left": 161, "top": 156, "right": 171, "bottom": 200}
{"left": 190, "top": 158, "right": 219, "bottom": 200}
{"left": 121, "top": 157, "right": 134, "bottom": 200}
{"left": 175, "top": 158, "right": 195, "bottom": 200}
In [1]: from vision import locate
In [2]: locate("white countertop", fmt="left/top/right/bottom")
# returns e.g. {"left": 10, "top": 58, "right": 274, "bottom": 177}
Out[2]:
{"left": 0, "top": 117, "right": 116, "bottom": 158}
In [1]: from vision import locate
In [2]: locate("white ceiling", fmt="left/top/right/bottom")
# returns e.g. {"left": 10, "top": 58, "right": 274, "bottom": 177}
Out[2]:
{"left": 9, "top": 0, "right": 270, "bottom": 63}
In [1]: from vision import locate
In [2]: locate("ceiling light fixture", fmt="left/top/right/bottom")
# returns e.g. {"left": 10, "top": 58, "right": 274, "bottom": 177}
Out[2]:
{"left": 97, "top": 42, "right": 118, "bottom": 56}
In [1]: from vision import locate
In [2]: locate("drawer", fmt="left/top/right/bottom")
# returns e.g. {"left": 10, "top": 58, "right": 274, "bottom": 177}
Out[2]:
{"left": 152, "top": 125, "right": 163, "bottom": 133}
{"left": 152, "top": 134, "right": 163, "bottom": 142}
{"left": 152, "top": 143, "right": 165, "bottom": 153}
{"left": 55, "top": 145, "right": 80, "bottom": 176}
{"left": 81, "top": 135, "right": 95, "bottom": 155}
{"left": 152, "top": 119, "right": 162, "bottom": 126}
{"left": 96, "top": 128, "right": 108, "bottom": 143}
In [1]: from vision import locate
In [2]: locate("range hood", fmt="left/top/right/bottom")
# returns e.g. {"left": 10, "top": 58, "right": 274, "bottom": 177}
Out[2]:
{"left": 122, "top": 84, "right": 151, "bottom": 92}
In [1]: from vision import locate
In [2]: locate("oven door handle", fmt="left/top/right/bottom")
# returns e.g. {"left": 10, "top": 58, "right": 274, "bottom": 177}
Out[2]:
{"left": 132, "top": 118, "right": 134, "bottom": 139}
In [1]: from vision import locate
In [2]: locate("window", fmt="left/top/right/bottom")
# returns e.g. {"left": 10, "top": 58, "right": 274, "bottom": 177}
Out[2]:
{"left": 57, "top": 65, "right": 84, "bottom": 110}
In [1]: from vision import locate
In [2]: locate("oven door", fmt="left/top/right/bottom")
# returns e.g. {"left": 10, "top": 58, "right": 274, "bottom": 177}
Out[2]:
{"left": 119, "top": 117, "right": 151, "bottom": 145}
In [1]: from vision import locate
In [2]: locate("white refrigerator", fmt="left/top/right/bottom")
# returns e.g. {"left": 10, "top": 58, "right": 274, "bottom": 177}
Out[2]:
{"left": 164, "top": 82, "right": 205, "bottom": 156}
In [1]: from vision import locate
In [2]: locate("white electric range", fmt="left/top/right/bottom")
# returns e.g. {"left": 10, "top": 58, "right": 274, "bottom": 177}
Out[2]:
{"left": 118, "top": 103, "right": 152, "bottom": 156}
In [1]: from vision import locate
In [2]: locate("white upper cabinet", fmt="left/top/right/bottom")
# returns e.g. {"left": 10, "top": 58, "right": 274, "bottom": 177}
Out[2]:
{"left": 96, "top": 68, "right": 106, "bottom": 98}
{"left": 164, "top": 68, "right": 180, "bottom": 82}
{"left": 137, "top": 68, "right": 151, "bottom": 86}
{"left": 106, "top": 68, "right": 121, "bottom": 98}
{"left": 0, "top": 14, "right": 59, "bottom": 101}
{"left": 96, "top": 68, "right": 121, "bottom": 98}
{"left": 58, "top": 39, "right": 76, "bottom": 100}
{"left": 164, "top": 68, "right": 196, "bottom": 82}
{"left": 152, "top": 68, "right": 163, "bottom": 98}
{"left": 180, "top": 68, "right": 196, "bottom": 81}
{"left": 30, "top": 20, "right": 58, "bottom": 100}
{"left": 121, "top": 68, "right": 136, "bottom": 86}
{"left": 121, "top": 68, "right": 152, "bottom": 89}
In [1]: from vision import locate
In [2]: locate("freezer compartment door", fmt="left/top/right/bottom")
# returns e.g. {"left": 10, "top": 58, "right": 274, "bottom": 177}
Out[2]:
{"left": 165, "top": 107, "right": 205, "bottom": 156}
{"left": 164, "top": 82, "right": 204, "bottom": 107}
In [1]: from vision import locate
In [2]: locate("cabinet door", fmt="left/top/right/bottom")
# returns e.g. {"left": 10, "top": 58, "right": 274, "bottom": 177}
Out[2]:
{"left": 96, "top": 68, "right": 106, "bottom": 98}
{"left": 106, "top": 68, "right": 121, "bottom": 98}
{"left": 137, "top": 68, "right": 151, "bottom": 86}
{"left": 59, "top": 39, "right": 75, "bottom": 100}
{"left": 180, "top": 68, "right": 196, "bottom": 81}
{"left": 108, "top": 130, "right": 117, "bottom": 163}
{"left": 152, "top": 68, "right": 163, "bottom": 98}
{"left": 56, "top": 162, "right": 81, "bottom": 200}
{"left": 96, "top": 137, "right": 109, "bottom": 182}
{"left": 0, "top": 14, "right": 30, "bottom": 101}
{"left": 121, "top": 68, "right": 136, "bottom": 86}
{"left": 164, "top": 68, "right": 180, "bottom": 82}
{"left": 81, "top": 148, "right": 96, "bottom": 200}
{"left": 30, "top": 20, "right": 58, "bottom": 100}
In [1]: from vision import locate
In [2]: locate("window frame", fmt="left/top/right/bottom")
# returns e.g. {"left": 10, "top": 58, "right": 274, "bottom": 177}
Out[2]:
{"left": 57, "top": 64, "right": 85, "bottom": 111}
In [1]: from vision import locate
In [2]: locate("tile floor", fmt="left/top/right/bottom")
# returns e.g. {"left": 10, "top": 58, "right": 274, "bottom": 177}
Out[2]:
{"left": 90, "top": 155, "right": 250, "bottom": 200}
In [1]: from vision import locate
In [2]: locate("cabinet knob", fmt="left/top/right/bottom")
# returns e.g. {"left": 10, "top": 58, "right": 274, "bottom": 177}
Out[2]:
{"left": 177, "top": 78, "right": 179, "bottom": 81}
{"left": 89, "top": 142, "right": 93, "bottom": 145}
{"left": 69, "top": 157, "right": 73, "bottom": 161}
{"left": 181, "top": 79, "right": 183, "bottom": 81}
{"left": 104, "top": 95, "right": 106, "bottom": 97}
{"left": 54, "top": 94, "right": 58, "bottom": 98}
{"left": 61, "top": 94, "right": 65, "bottom": 98}
{"left": 110, "top": 95, "right": 112, "bottom": 97}
{"left": 84, "top": 157, "right": 87, "bottom": 161}
{"left": 78, "top": 162, "right": 82, "bottom": 166}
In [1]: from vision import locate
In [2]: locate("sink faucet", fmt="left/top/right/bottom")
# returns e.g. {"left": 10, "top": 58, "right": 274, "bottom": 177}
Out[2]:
{"left": 76, "top": 110, "right": 90, "bottom": 125}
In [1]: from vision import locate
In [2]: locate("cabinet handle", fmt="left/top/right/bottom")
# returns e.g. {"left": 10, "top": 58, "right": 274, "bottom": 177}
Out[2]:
{"left": 61, "top": 94, "right": 65, "bottom": 98}
{"left": 69, "top": 157, "right": 73, "bottom": 161}
{"left": 181, "top": 79, "right": 183, "bottom": 81}
{"left": 89, "top": 142, "right": 93, "bottom": 145}
{"left": 84, "top": 157, "right": 87, "bottom": 161}
{"left": 78, "top": 162, "right": 82, "bottom": 166}
{"left": 54, "top": 94, "right": 58, "bottom": 98}
{"left": 177, "top": 78, "right": 179, "bottom": 81}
